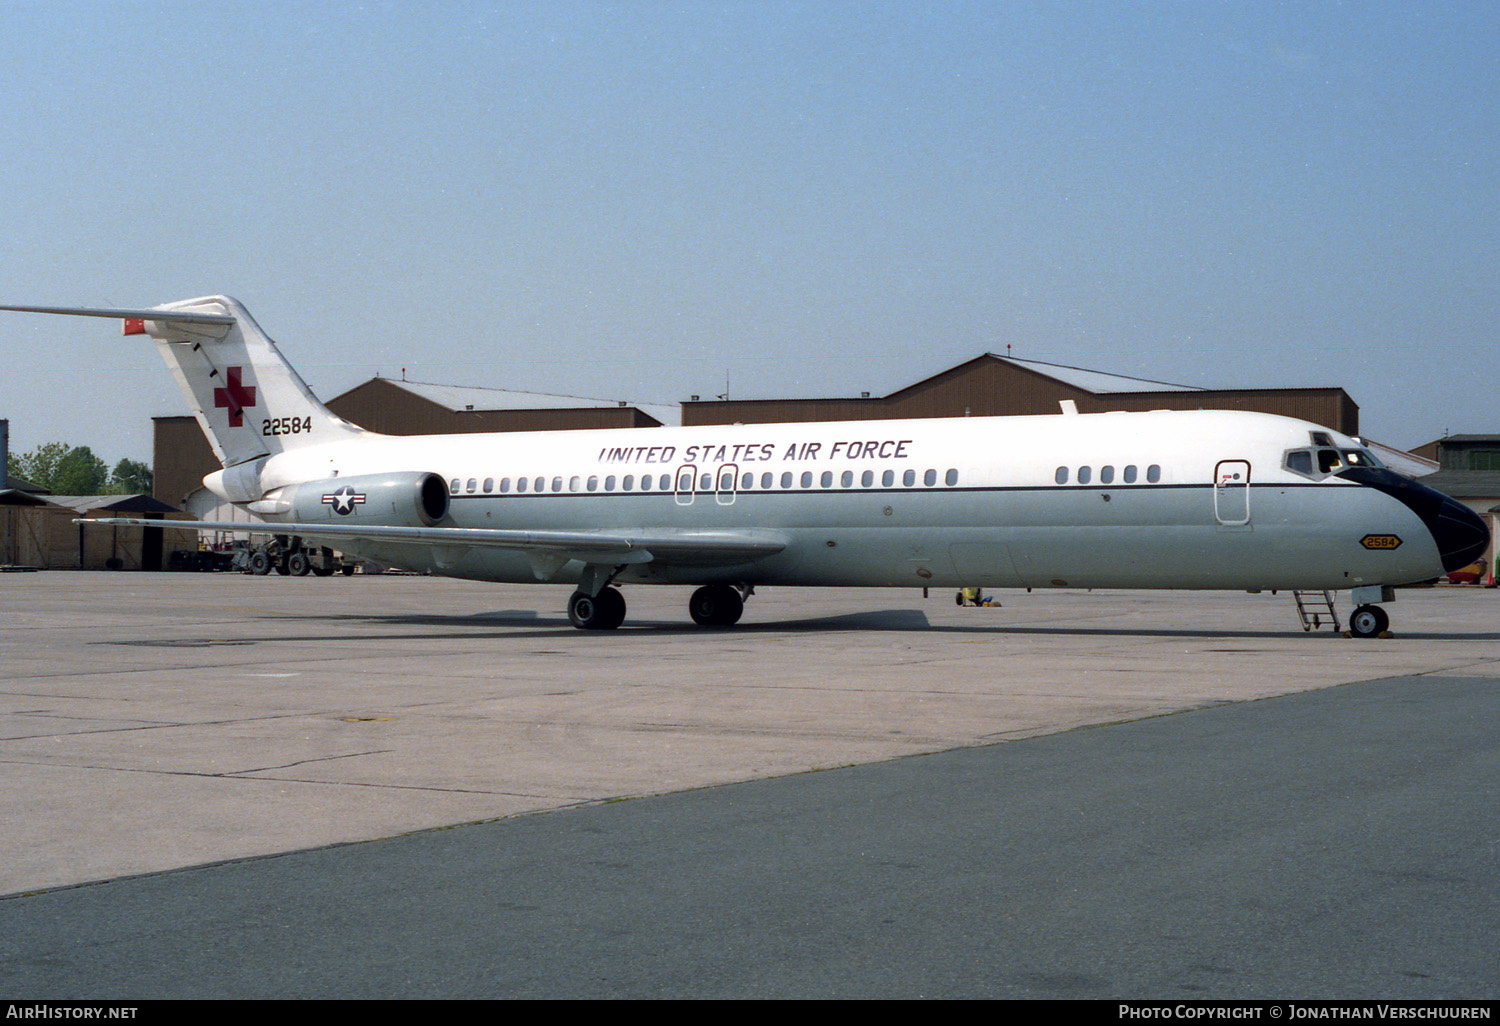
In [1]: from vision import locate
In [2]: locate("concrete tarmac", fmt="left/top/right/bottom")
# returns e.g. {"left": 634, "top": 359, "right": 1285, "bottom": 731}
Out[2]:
{"left": 2, "top": 574, "right": 1497, "bottom": 996}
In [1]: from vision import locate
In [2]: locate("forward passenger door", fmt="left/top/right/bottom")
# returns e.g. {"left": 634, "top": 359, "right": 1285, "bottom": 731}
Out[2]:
{"left": 1214, "top": 460, "right": 1251, "bottom": 526}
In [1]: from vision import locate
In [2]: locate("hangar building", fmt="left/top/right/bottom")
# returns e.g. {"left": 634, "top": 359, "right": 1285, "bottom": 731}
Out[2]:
{"left": 0, "top": 489, "right": 187, "bottom": 570}
{"left": 683, "top": 353, "right": 1359, "bottom": 434}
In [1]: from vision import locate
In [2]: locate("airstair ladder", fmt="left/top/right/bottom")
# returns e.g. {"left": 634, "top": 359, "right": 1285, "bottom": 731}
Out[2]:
{"left": 1293, "top": 590, "right": 1341, "bottom": 632}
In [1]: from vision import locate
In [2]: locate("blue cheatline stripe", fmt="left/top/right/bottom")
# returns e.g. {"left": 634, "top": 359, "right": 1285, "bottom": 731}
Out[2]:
{"left": 445, "top": 481, "right": 1334, "bottom": 501}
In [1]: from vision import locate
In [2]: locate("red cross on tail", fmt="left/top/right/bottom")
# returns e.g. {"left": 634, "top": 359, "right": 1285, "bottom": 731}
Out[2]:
{"left": 213, "top": 367, "right": 258, "bottom": 427}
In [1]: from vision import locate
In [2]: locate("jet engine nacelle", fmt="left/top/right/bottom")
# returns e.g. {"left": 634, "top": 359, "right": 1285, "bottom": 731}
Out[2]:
{"left": 252, "top": 471, "right": 449, "bottom": 526}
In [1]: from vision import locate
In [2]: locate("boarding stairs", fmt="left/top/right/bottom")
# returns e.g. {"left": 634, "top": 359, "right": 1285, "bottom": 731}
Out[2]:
{"left": 1293, "top": 590, "right": 1341, "bottom": 633}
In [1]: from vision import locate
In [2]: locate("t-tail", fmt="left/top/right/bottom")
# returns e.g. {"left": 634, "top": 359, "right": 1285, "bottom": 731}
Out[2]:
{"left": 0, "top": 296, "right": 367, "bottom": 468}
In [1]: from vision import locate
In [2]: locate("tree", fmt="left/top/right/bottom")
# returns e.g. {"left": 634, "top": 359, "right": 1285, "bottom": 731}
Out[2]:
{"left": 7, "top": 442, "right": 147, "bottom": 495}
{"left": 52, "top": 446, "right": 109, "bottom": 494}
{"left": 9, "top": 441, "right": 71, "bottom": 490}
{"left": 111, "top": 458, "right": 153, "bottom": 494}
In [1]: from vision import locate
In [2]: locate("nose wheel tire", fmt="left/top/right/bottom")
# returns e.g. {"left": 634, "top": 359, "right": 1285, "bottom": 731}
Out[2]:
{"left": 568, "top": 587, "right": 626, "bottom": 630}
{"left": 689, "top": 585, "right": 744, "bottom": 626}
{"left": 1349, "top": 604, "right": 1389, "bottom": 639}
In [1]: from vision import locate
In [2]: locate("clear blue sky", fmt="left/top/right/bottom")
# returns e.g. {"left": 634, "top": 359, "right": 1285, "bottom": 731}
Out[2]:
{"left": 3, "top": 0, "right": 1496, "bottom": 465}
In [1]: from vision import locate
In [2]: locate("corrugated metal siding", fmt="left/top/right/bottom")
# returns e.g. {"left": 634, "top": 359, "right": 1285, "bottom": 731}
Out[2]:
{"left": 328, "top": 380, "right": 450, "bottom": 434}
{"left": 888, "top": 359, "right": 1094, "bottom": 418}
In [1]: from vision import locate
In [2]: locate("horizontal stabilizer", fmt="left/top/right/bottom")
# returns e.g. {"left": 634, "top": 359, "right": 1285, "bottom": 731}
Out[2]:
{"left": 0, "top": 303, "right": 235, "bottom": 327}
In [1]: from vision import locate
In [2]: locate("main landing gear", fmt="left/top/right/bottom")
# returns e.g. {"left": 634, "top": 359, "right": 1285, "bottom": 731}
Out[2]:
{"left": 568, "top": 587, "right": 627, "bottom": 630}
{"left": 688, "top": 584, "right": 744, "bottom": 627}
{"left": 565, "top": 583, "right": 749, "bottom": 630}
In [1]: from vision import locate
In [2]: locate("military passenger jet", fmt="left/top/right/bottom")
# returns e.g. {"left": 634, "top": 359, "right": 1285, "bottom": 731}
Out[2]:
{"left": 1, "top": 297, "right": 1486, "bottom": 636}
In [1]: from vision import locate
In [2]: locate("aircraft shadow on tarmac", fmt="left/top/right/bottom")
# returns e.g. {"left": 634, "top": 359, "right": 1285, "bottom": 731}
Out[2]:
{"left": 98, "top": 606, "right": 1500, "bottom": 644}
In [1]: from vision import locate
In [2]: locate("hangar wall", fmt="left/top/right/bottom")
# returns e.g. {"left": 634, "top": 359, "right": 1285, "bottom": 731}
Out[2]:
{"left": 328, "top": 379, "right": 662, "bottom": 435}
{"left": 683, "top": 354, "right": 1358, "bottom": 435}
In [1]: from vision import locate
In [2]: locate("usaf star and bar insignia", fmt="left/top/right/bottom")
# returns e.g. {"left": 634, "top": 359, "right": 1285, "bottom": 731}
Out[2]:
{"left": 322, "top": 485, "right": 367, "bottom": 516}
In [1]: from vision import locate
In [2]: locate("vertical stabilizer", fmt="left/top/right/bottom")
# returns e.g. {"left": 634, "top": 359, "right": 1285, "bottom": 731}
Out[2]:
{"left": 138, "top": 296, "right": 368, "bottom": 467}
{"left": 0, "top": 296, "right": 370, "bottom": 470}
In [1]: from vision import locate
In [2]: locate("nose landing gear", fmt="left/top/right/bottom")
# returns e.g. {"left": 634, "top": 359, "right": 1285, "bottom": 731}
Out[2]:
{"left": 1348, "top": 603, "right": 1390, "bottom": 639}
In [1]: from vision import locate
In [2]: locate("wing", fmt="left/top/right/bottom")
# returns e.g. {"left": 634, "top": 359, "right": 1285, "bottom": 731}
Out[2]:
{"left": 81, "top": 518, "right": 786, "bottom": 573}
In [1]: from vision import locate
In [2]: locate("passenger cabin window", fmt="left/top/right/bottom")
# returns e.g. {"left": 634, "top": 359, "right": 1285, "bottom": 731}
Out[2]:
{"left": 1060, "top": 464, "right": 1158, "bottom": 484}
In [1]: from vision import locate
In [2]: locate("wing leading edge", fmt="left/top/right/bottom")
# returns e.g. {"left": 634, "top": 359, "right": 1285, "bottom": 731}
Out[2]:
{"left": 81, "top": 518, "right": 787, "bottom": 572}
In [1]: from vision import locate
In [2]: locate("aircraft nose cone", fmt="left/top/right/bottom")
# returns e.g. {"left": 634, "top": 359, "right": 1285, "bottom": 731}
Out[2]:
{"left": 1426, "top": 493, "right": 1490, "bottom": 573}
{"left": 1339, "top": 467, "right": 1491, "bottom": 575}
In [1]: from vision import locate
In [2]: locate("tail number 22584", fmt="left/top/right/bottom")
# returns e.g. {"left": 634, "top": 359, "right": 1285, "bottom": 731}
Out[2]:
{"left": 263, "top": 416, "right": 313, "bottom": 436}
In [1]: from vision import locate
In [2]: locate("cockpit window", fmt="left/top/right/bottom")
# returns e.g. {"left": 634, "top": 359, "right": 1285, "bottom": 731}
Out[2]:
{"left": 1285, "top": 445, "right": 1384, "bottom": 480}
{"left": 1341, "top": 448, "right": 1382, "bottom": 468}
